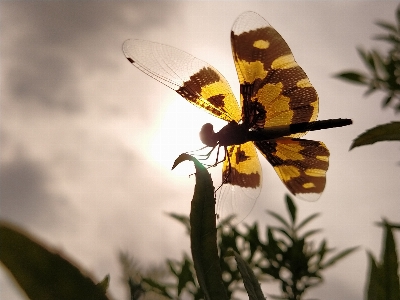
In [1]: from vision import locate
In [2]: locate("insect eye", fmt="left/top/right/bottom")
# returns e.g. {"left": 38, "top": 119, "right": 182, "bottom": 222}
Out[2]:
{"left": 199, "top": 123, "right": 217, "bottom": 147}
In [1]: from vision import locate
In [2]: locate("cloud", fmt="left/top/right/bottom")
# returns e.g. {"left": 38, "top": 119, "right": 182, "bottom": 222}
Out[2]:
{"left": 1, "top": 2, "right": 178, "bottom": 113}
{"left": 0, "top": 148, "right": 72, "bottom": 230}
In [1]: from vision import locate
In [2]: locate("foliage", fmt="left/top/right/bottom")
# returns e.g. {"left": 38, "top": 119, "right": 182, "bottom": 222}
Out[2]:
{"left": 365, "top": 219, "right": 400, "bottom": 300}
{"left": 335, "top": 5, "right": 400, "bottom": 150}
{"left": 128, "top": 189, "right": 357, "bottom": 300}
{"left": 0, "top": 221, "right": 110, "bottom": 300}
{"left": 336, "top": 5, "right": 400, "bottom": 112}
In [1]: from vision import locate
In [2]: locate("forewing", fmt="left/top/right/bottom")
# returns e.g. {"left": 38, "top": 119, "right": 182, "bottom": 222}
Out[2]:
{"left": 123, "top": 39, "right": 241, "bottom": 122}
{"left": 255, "top": 138, "right": 329, "bottom": 201}
{"left": 231, "top": 11, "right": 319, "bottom": 136}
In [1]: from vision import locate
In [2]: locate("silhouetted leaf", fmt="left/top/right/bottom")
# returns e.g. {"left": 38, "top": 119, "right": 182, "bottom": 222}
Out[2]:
{"left": 300, "top": 229, "right": 323, "bottom": 240}
{"left": 177, "top": 258, "right": 195, "bottom": 295}
{"left": 335, "top": 71, "right": 368, "bottom": 84}
{"left": 285, "top": 195, "right": 296, "bottom": 224}
{"left": 233, "top": 251, "right": 265, "bottom": 300}
{"left": 141, "top": 277, "right": 172, "bottom": 299}
{"left": 267, "top": 210, "right": 290, "bottom": 229}
{"left": 172, "top": 153, "right": 228, "bottom": 300}
{"left": 321, "top": 246, "right": 359, "bottom": 269}
{"left": 358, "top": 48, "right": 377, "bottom": 71}
{"left": 168, "top": 213, "right": 191, "bottom": 233}
{"left": 375, "top": 21, "right": 398, "bottom": 33}
{"left": 366, "top": 252, "right": 383, "bottom": 300}
{"left": 379, "top": 220, "right": 400, "bottom": 300}
{"left": 350, "top": 122, "right": 400, "bottom": 149}
{"left": 296, "top": 213, "right": 320, "bottom": 231}
{"left": 97, "top": 275, "right": 110, "bottom": 294}
{"left": 272, "top": 227, "right": 292, "bottom": 240}
{"left": 0, "top": 222, "right": 110, "bottom": 300}
{"left": 374, "top": 34, "right": 400, "bottom": 44}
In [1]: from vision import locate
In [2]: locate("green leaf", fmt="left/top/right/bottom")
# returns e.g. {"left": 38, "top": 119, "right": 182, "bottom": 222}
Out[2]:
{"left": 296, "top": 213, "right": 320, "bottom": 231}
{"left": 177, "top": 258, "right": 195, "bottom": 296}
{"left": 374, "top": 34, "right": 400, "bottom": 44}
{"left": 285, "top": 195, "right": 297, "bottom": 224}
{"left": 233, "top": 251, "right": 266, "bottom": 300}
{"left": 380, "top": 220, "right": 400, "bottom": 299}
{"left": 350, "top": 122, "right": 400, "bottom": 149}
{"left": 96, "top": 275, "right": 110, "bottom": 294}
{"left": 383, "top": 95, "right": 394, "bottom": 107}
{"left": 366, "top": 251, "right": 385, "bottom": 300}
{"left": 358, "top": 48, "right": 377, "bottom": 72}
{"left": 397, "top": 5, "right": 400, "bottom": 25}
{"left": 321, "top": 246, "right": 359, "bottom": 269}
{"left": 266, "top": 210, "right": 290, "bottom": 229}
{"left": 0, "top": 222, "right": 110, "bottom": 300}
{"left": 272, "top": 226, "right": 292, "bottom": 240}
{"left": 335, "top": 71, "right": 369, "bottom": 84}
{"left": 168, "top": 213, "right": 191, "bottom": 233}
{"left": 300, "top": 229, "right": 323, "bottom": 240}
{"left": 141, "top": 277, "right": 172, "bottom": 299}
{"left": 172, "top": 153, "right": 228, "bottom": 300}
{"left": 375, "top": 21, "right": 398, "bottom": 33}
{"left": 128, "top": 278, "right": 146, "bottom": 300}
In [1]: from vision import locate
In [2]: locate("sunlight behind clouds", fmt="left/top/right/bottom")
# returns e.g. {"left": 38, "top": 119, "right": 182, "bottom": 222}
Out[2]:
{"left": 1, "top": 2, "right": 399, "bottom": 300}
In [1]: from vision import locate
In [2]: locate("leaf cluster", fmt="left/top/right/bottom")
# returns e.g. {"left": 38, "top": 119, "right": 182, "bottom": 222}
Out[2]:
{"left": 137, "top": 194, "right": 357, "bottom": 300}
{"left": 336, "top": 5, "right": 400, "bottom": 112}
{"left": 366, "top": 219, "right": 400, "bottom": 300}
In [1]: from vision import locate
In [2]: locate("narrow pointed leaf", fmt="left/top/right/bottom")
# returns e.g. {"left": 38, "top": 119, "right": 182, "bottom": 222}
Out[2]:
{"left": 168, "top": 213, "right": 191, "bottom": 233}
{"left": 172, "top": 153, "right": 228, "bottom": 300}
{"left": 350, "top": 122, "right": 400, "bottom": 150}
{"left": 266, "top": 210, "right": 290, "bottom": 229}
{"left": 0, "top": 222, "right": 109, "bottom": 300}
{"left": 335, "top": 71, "right": 369, "bottom": 84}
{"left": 296, "top": 213, "right": 320, "bottom": 231}
{"left": 380, "top": 221, "right": 400, "bottom": 299}
{"left": 300, "top": 229, "right": 323, "bottom": 240}
{"left": 96, "top": 275, "right": 110, "bottom": 294}
{"left": 357, "top": 48, "right": 377, "bottom": 72}
{"left": 233, "top": 251, "right": 265, "bottom": 300}
{"left": 321, "top": 246, "right": 359, "bottom": 269}
{"left": 375, "top": 21, "right": 398, "bottom": 33}
{"left": 366, "top": 251, "right": 384, "bottom": 300}
{"left": 285, "top": 195, "right": 296, "bottom": 224}
{"left": 141, "top": 277, "right": 172, "bottom": 299}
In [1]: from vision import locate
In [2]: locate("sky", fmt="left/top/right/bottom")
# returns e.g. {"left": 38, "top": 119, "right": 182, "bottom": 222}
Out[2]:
{"left": 1, "top": 1, "right": 399, "bottom": 300}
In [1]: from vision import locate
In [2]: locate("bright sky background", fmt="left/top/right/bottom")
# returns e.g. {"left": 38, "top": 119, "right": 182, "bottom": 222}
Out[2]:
{"left": 1, "top": 2, "right": 399, "bottom": 300}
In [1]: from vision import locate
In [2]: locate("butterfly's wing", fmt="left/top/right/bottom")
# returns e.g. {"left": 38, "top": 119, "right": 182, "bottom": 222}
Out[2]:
{"left": 255, "top": 138, "right": 329, "bottom": 201}
{"left": 123, "top": 39, "right": 241, "bottom": 122}
{"left": 231, "top": 11, "right": 318, "bottom": 135}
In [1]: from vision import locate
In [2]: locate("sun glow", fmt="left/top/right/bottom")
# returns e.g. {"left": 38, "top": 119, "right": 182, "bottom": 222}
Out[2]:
{"left": 148, "top": 97, "right": 226, "bottom": 176}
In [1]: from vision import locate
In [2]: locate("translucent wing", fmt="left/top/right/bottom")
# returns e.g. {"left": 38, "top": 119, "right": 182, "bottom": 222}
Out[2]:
{"left": 123, "top": 39, "right": 241, "bottom": 122}
{"left": 231, "top": 11, "right": 318, "bottom": 136}
{"left": 255, "top": 138, "right": 329, "bottom": 201}
{"left": 218, "top": 142, "right": 262, "bottom": 221}
{"left": 222, "top": 142, "right": 262, "bottom": 188}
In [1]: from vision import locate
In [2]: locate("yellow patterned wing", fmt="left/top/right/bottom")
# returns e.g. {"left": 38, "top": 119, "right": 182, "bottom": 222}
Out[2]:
{"left": 255, "top": 138, "right": 329, "bottom": 201}
{"left": 231, "top": 11, "right": 318, "bottom": 135}
{"left": 222, "top": 142, "right": 261, "bottom": 189}
{"left": 123, "top": 39, "right": 241, "bottom": 122}
{"left": 123, "top": 39, "right": 262, "bottom": 190}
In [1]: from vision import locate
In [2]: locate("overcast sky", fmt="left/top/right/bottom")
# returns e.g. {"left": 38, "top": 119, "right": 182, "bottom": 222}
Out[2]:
{"left": 1, "top": 2, "right": 399, "bottom": 300}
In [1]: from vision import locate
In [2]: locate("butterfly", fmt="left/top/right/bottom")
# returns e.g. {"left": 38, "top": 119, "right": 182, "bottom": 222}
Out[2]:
{"left": 122, "top": 11, "right": 352, "bottom": 205}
